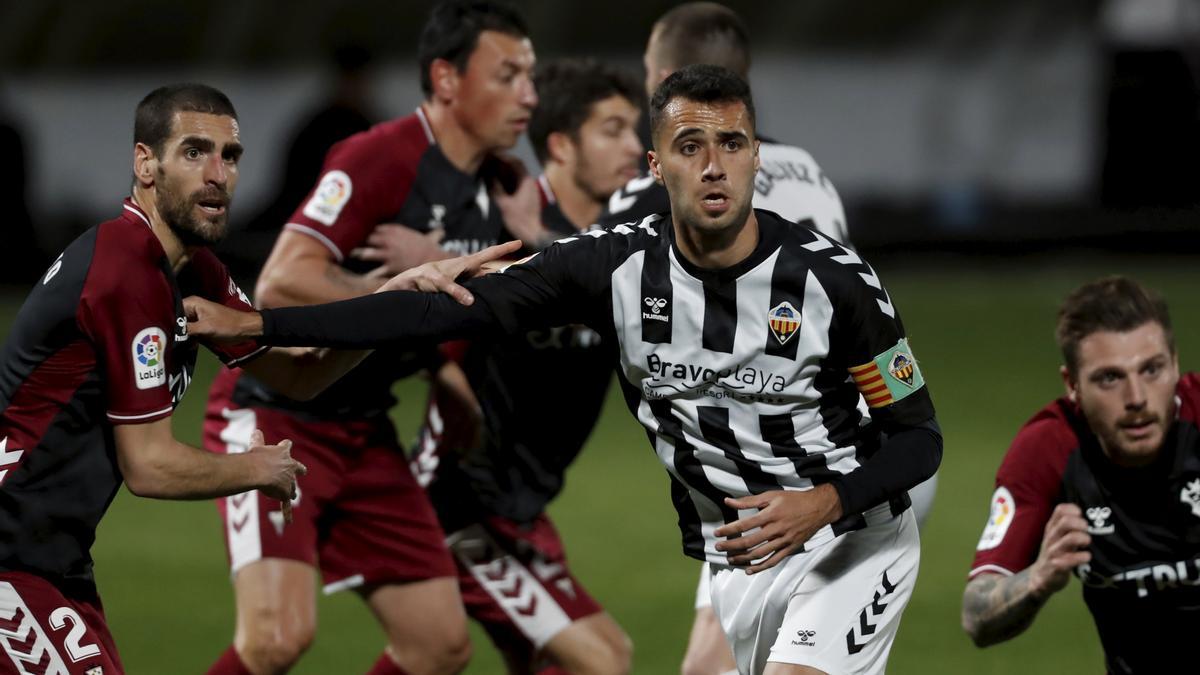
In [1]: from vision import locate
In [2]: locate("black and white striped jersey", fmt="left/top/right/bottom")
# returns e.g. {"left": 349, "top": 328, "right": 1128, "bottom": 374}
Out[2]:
{"left": 261, "top": 209, "right": 938, "bottom": 564}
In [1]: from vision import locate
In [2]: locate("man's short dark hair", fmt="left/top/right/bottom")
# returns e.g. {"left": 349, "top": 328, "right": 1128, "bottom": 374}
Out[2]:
{"left": 134, "top": 84, "right": 237, "bottom": 156}
{"left": 417, "top": 0, "right": 529, "bottom": 97}
{"left": 528, "top": 59, "right": 643, "bottom": 164}
{"left": 1056, "top": 276, "right": 1176, "bottom": 375}
{"left": 649, "top": 64, "right": 755, "bottom": 143}
{"left": 651, "top": 2, "right": 750, "bottom": 79}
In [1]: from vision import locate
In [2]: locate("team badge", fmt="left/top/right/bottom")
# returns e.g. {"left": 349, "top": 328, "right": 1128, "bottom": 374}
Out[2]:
{"left": 132, "top": 326, "right": 167, "bottom": 390}
{"left": 849, "top": 338, "right": 924, "bottom": 408}
{"left": 767, "top": 302, "right": 801, "bottom": 345}
{"left": 976, "top": 486, "right": 1015, "bottom": 550}
{"left": 302, "top": 170, "right": 352, "bottom": 226}
{"left": 1181, "top": 479, "right": 1200, "bottom": 518}
{"left": 888, "top": 351, "right": 916, "bottom": 387}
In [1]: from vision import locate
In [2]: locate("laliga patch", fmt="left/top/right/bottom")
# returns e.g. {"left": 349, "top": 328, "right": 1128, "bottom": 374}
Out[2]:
{"left": 767, "top": 301, "right": 801, "bottom": 345}
{"left": 848, "top": 338, "right": 924, "bottom": 408}
{"left": 302, "top": 170, "right": 352, "bottom": 226}
{"left": 132, "top": 326, "right": 167, "bottom": 390}
{"left": 976, "top": 486, "right": 1015, "bottom": 551}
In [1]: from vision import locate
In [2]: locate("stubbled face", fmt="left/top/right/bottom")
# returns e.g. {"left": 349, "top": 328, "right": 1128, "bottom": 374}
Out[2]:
{"left": 153, "top": 111, "right": 242, "bottom": 246}
{"left": 452, "top": 30, "right": 538, "bottom": 151}
{"left": 1065, "top": 322, "right": 1179, "bottom": 467}
{"left": 648, "top": 97, "right": 759, "bottom": 235}
{"left": 567, "top": 95, "right": 643, "bottom": 202}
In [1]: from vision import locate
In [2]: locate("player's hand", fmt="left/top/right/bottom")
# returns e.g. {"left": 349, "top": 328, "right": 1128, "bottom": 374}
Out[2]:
{"left": 375, "top": 240, "right": 523, "bottom": 304}
{"left": 1029, "top": 503, "right": 1091, "bottom": 599}
{"left": 184, "top": 296, "right": 264, "bottom": 342}
{"left": 713, "top": 485, "right": 844, "bottom": 574}
{"left": 351, "top": 223, "right": 452, "bottom": 277}
{"left": 246, "top": 429, "right": 306, "bottom": 524}
{"left": 486, "top": 155, "right": 556, "bottom": 250}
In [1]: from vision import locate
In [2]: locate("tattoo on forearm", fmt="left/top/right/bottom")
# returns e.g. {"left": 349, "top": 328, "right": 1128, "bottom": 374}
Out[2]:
{"left": 962, "top": 570, "right": 1048, "bottom": 646}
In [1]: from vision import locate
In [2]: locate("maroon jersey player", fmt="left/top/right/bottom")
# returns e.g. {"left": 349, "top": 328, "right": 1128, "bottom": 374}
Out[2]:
{"left": 964, "top": 277, "right": 1200, "bottom": 675}
{"left": 0, "top": 84, "right": 320, "bottom": 675}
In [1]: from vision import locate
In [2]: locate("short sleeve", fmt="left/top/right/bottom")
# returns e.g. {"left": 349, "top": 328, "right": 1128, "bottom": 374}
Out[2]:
{"left": 969, "top": 414, "right": 1074, "bottom": 578}
{"left": 79, "top": 272, "right": 175, "bottom": 425}
{"left": 283, "top": 135, "right": 412, "bottom": 261}
{"left": 183, "top": 249, "right": 269, "bottom": 366}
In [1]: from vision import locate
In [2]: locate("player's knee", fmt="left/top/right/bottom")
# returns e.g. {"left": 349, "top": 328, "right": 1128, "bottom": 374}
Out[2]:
{"left": 680, "top": 651, "right": 710, "bottom": 675}
{"left": 605, "top": 630, "right": 633, "bottom": 675}
{"left": 238, "top": 621, "right": 315, "bottom": 674}
{"left": 395, "top": 624, "right": 472, "bottom": 674}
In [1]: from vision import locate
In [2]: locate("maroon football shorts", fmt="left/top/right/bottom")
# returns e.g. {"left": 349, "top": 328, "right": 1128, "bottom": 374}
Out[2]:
{"left": 203, "top": 397, "right": 455, "bottom": 592}
{"left": 447, "top": 513, "right": 602, "bottom": 655}
{"left": 0, "top": 571, "right": 123, "bottom": 675}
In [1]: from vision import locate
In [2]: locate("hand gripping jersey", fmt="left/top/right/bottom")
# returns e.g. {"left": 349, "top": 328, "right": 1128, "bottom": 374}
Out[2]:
{"left": 599, "top": 136, "right": 849, "bottom": 244}
{"left": 222, "top": 107, "right": 508, "bottom": 418}
{"left": 970, "top": 373, "right": 1200, "bottom": 675}
{"left": 0, "top": 200, "right": 262, "bottom": 587}
{"left": 259, "top": 210, "right": 940, "bottom": 564}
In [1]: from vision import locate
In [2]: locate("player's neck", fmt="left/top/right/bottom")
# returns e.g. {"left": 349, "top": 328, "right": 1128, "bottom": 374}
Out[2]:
{"left": 130, "top": 189, "right": 192, "bottom": 273}
{"left": 673, "top": 211, "right": 760, "bottom": 270}
{"left": 421, "top": 101, "right": 489, "bottom": 175}
{"left": 544, "top": 166, "right": 601, "bottom": 231}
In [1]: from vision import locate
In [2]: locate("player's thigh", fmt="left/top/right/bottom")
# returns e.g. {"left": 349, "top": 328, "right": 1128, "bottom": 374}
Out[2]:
{"left": 0, "top": 572, "right": 121, "bottom": 675}
{"left": 681, "top": 607, "right": 736, "bottom": 675}
{"left": 232, "top": 558, "right": 318, "bottom": 647}
{"left": 541, "top": 612, "right": 630, "bottom": 675}
{"left": 763, "top": 665, "right": 827, "bottom": 675}
{"left": 361, "top": 577, "right": 469, "bottom": 650}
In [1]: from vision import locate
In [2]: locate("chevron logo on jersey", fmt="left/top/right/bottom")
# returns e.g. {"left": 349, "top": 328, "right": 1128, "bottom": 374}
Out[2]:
{"left": 767, "top": 302, "right": 801, "bottom": 345}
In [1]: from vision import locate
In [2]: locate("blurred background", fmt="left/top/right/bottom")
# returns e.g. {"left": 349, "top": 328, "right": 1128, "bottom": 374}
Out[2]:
{"left": 0, "top": 0, "right": 1196, "bottom": 672}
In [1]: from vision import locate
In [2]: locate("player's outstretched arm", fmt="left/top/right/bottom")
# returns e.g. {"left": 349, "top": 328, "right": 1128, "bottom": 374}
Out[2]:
{"left": 114, "top": 420, "right": 305, "bottom": 505}
{"left": 962, "top": 503, "right": 1091, "bottom": 647}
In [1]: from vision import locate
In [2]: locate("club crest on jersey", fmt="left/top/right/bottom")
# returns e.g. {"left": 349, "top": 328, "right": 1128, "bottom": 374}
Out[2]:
{"left": 302, "top": 170, "right": 352, "bottom": 226}
{"left": 767, "top": 302, "right": 801, "bottom": 345}
{"left": 888, "top": 351, "right": 916, "bottom": 387}
{"left": 1086, "top": 506, "right": 1114, "bottom": 535}
{"left": 643, "top": 297, "right": 669, "bottom": 322}
{"left": 1182, "top": 479, "right": 1200, "bottom": 518}
{"left": 132, "top": 327, "right": 167, "bottom": 390}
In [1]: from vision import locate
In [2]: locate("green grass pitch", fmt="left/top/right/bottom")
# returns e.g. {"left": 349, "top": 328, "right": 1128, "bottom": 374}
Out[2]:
{"left": 1, "top": 256, "right": 1193, "bottom": 673}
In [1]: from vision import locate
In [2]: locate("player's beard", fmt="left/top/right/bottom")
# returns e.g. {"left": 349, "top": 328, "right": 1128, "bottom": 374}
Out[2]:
{"left": 156, "top": 168, "right": 231, "bottom": 247}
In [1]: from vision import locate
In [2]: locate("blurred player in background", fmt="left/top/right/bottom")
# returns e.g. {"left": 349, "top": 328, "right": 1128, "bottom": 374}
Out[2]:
{"left": 186, "top": 64, "right": 943, "bottom": 675}
{"left": 963, "top": 276, "right": 1199, "bottom": 675}
{"left": 406, "top": 59, "right": 642, "bottom": 674}
{"left": 0, "top": 84, "right": 319, "bottom": 675}
{"left": 593, "top": 5, "right": 939, "bottom": 673}
{"left": 201, "top": 2, "right": 538, "bottom": 674}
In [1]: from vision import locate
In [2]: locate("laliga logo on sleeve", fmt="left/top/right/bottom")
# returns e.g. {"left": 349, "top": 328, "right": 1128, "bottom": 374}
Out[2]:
{"left": 302, "top": 170, "right": 352, "bottom": 226}
{"left": 132, "top": 327, "right": 167, "bottom": 390}
{"left": 976, "top": 486, "right": 1014, "bottom": 551}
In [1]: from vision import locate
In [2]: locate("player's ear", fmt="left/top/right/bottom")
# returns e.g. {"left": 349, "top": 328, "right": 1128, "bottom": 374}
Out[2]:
{"left": 429, "top": 58, "right": 460, "bottom": 103}
{"left": 133, "top": 142, "right": 158, "bottom": 188}
{"left": 546, "top": 131, "right": 574, "bottom": 166}
{"left": 1060, "top": 365, "right": 1078, "bottom": 403}
{"left": 648, "top": 150, "right": 663, "bottom": 185}
{"left": 753, "top": 139, "right": 761, "bottom": 172}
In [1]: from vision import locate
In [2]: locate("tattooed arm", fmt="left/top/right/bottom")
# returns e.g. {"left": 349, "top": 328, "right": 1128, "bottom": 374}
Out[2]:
{"left": 962, "top": 503, "right": 1092, "bottom": 647}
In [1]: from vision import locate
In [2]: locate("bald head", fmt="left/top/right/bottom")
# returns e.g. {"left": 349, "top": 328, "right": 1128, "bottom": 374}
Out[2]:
{"left": 643, "top": 2, "right": 750, "bottom": 96}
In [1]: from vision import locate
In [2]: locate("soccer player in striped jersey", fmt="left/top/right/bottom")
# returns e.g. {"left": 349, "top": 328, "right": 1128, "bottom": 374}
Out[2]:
{"left": 186, "top": 65, "right": 942, "bottom": 675}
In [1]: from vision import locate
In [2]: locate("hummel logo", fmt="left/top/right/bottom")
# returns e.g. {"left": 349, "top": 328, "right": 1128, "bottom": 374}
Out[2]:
{"left": 643, "top": 297, "right": 669, "bottom": 323}
{"left": 0, "top": 437, "right": 23, "bottom": 486}
{"left": 792, "top": 629, "right": 817, "bottom": 647}
{"left": 1182, "top": 479, "right": 1200, "bottom": 518}
{"left": 1086, "top": 506, "right": 1114, "bottom": 535}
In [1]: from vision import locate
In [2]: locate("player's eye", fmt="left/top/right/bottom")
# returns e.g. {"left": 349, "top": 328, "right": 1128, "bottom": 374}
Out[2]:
{"left": 681, "top": 142, "right": 699, "bottom": 155}
{"left": 724, "top": 139, "right": 742, "bottom": 151}
{"left": 185, "top": 147, "right": 201, "bottom": 160}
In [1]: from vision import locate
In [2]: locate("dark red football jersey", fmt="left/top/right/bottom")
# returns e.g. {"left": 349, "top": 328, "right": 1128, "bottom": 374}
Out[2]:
{"left": 0, "top": 199, "right": 262, "bottom": 587}
{"left": 970, "top": 372, "right": 1200, "bottom": 674}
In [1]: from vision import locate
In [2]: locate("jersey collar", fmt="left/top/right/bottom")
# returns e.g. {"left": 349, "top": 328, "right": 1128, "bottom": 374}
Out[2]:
{"left": 122, "top": 197, "right": 152, "bottom": 229}
{"left": 415, "top": 106, "right": 437, "bottom": 145}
